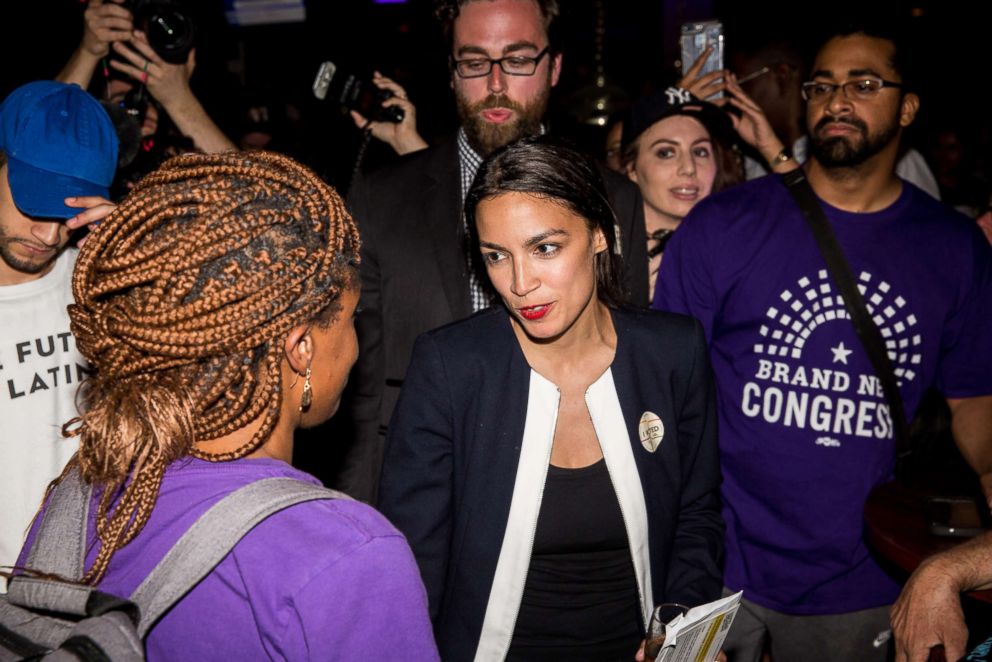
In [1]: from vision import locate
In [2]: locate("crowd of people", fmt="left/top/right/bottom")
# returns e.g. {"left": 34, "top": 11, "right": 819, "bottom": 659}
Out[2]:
{"left": 1, "top": 0, "right": 990, "bottom": 660}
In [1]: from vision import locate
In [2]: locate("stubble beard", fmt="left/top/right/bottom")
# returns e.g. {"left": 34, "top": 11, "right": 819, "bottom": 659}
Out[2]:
{"left": 456, "top": 76, "right": 552, "bottom": 157}
{"left": 0, "top": 229, "right": 60, "bottom": 276}
{"left": 809, "top": 115, "right": 900, "bottom": 169}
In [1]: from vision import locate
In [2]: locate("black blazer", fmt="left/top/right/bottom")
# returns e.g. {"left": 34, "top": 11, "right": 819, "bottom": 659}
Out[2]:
{"left": 379, "top": 307, "right": 724, "bottom": 660}
{"left": 335, "top": 137, "right": 649, "bottom": 502}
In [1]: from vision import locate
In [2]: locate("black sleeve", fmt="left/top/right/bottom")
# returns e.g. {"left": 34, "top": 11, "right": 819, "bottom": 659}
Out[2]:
{"left": 665, "top": 318, "right": 724, "bottom": 604}
{"left": 334, "top": 172, "right": 386, "bottom": 504}
{"left": 377, "top": 334, "right": 455, "bottom": 622}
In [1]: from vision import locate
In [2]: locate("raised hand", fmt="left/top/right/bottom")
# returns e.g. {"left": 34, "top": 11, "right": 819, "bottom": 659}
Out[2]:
{"left": 110, "top": 30, "right": 194, "bottom": 109}
{"left": 723, "top": 73, "right": 794, "bottom": 171}
{"left": 81, "top": 0, "right": 133, "bottom": 58}
{"left": 109, "top": 31, "right": 234, "bottom": 153}
{"left": 677, "top": 46, "right": 727, "bottom": 101}
{"left": 350, "top": 72, "right": 428, "bottom": 156}
{"left": 65, "top": 195, "right": 117, "bottom": 248}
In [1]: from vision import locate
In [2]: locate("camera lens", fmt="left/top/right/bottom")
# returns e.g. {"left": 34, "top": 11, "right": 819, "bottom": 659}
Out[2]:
{"left": 133, "top": 0, "right": 195, "bottom": 65}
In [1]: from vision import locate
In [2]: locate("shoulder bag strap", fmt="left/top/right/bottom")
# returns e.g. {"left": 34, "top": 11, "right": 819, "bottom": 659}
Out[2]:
{"left": 130, "top": 478, "right": 351, "bottom": 637}
{"left": 781, "top": 169, "right": 911, "bottom": 457}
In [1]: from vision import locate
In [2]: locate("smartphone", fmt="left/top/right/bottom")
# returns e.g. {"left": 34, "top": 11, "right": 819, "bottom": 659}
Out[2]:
{"left": 680, "top": 20, "right": 724, "bottom": 99}
{"left": 925, "top": 497, "right": 989, "bottom": 538}
{"left": 312, "top": 61, "right": 404, "bottom": 123}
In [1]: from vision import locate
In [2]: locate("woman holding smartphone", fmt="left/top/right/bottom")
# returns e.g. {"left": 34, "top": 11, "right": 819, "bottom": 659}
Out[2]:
{"left": 379, "top": 136, "right": 723, "bottom": 661}
{"left": 621, "top": 87, "right": 743, "bottom": 299}
{"left": 622, "top": 48, "right": 797, "bottom": 300}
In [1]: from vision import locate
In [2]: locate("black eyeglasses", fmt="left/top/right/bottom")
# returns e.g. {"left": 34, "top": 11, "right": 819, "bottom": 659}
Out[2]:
{"left": 801, "top": 76, "right": 904, "bottom": 102}
{"left": 452, "top": 47, "right": 551, "bottom": 79}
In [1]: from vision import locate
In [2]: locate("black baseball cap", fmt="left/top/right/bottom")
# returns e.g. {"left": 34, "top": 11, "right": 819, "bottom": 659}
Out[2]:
{"left": 621, "top": 86, "right": 735, "bottom": 156}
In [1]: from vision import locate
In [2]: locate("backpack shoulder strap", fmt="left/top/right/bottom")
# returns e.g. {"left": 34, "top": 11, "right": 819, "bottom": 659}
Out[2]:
{"left": 130, "top": 478, "right": 350, "bottom": 637}
{"left": 24, "top": 465, "right": 92, "bottom": 580}
{"left": 6, "top": 467, "right": 104, "bottom": 620}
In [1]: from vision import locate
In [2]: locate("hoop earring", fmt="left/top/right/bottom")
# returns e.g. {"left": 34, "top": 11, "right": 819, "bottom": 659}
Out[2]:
{"left": 299, "top": 367, "right": 312, "bottom": 412}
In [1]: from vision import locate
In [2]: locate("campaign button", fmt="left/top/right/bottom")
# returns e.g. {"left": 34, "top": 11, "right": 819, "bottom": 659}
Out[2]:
{"left": 639, "top": 411, "right": 664, "bottom": 452}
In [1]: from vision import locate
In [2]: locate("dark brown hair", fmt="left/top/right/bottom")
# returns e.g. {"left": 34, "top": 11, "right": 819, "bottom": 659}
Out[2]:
{"left": 465, "top": 135, "right": 626, "bottom": 307}
{"left": 435, "top": 0, "right": 561, "bottom": 52}
{"left": 64, "top": 150, "right": 359, "bottom": 583}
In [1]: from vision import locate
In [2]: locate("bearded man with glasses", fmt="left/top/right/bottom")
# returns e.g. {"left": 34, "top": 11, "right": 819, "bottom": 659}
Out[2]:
{"left": 734, "top": 42, "right": 941, "bottom": 199}
{"left": 334, "top": 0, "right": 648, "bottom": 504}
{"left": 653, "top": 22, "right": 992, "bottom": 662}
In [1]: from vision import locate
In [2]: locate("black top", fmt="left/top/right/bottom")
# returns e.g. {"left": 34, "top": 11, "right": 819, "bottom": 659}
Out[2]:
{"left": 507, "top": 459, "right": 642, "bottom": 661}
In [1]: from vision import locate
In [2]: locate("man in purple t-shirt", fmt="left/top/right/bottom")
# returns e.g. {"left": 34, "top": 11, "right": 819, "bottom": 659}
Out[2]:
{"left": 653, "top": 22, "right": 992, "bottom": 662}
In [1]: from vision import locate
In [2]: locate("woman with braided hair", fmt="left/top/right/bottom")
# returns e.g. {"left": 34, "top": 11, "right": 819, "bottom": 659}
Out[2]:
{"left": 14, "top": 150, "right": 438, "bottom": 660}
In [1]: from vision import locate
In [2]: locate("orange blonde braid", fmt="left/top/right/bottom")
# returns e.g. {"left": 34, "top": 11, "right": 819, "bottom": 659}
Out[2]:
{"left": 66, "top": 150, "right": 359, "bottom": 584}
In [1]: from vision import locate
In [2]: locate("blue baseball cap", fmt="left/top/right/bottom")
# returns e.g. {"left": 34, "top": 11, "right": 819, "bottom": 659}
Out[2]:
{"left": 0, "top": 81, "right": 119, "bottom": 219}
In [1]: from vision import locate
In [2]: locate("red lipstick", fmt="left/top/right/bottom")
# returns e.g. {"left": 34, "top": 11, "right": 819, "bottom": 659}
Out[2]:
{"left": 518, "top": 303, "right": 552, "bottom": 320}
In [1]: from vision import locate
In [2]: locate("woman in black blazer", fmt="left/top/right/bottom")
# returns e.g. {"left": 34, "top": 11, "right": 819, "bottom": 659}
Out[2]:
{"left": 379, "top": 137, "right": 724, "bottom": 661}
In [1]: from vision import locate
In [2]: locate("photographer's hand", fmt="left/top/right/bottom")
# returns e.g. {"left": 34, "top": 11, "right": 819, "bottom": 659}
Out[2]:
{"left": 111, "top": 31, "right": 194, "bottom": 109}
{"left": 82, "top": 0, "right": 133, "bottom": 58}
{"left": 111, "top": 32, "right": 235, "bottom": 153}
{"left": 351, "top": 72, "right": 428, "bottom": 156}
{"left": 57, "top": 0, "right": 132, "bottom": 87}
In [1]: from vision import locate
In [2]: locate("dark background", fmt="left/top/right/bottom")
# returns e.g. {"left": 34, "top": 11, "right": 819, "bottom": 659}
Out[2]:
{"left": 1, "top": 0, "right": 986, "bottom": 190}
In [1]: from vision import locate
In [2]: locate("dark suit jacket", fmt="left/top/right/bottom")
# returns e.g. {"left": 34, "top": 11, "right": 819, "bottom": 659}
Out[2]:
{"left": 336, "top": 136, "right": 648, "bottom": 502}
{"left": 378, "top": 307, "right": 724, "bottom": 660}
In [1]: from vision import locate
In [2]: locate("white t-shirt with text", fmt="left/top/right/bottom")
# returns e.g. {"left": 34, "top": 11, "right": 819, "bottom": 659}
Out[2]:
{"left": 0, "top": 249, "right": 83, "bottom": 581}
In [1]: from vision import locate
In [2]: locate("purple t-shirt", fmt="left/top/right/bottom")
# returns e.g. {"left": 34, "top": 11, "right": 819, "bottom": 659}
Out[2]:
{"left": 653, "top": 175, "right": 992, "bottom": 614}
{"left": 18, "top": 457, "right": 439, "bottom": 661}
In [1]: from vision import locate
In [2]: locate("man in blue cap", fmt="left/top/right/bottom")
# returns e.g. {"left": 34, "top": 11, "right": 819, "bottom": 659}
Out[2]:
{"left": 0, "top": 80, "right": 119, "bottom": 582}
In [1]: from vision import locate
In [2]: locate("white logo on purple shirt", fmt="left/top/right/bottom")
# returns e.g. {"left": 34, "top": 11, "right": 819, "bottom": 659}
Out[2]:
{"left": 740, "top": 270, "right": 922, "bottom": 443}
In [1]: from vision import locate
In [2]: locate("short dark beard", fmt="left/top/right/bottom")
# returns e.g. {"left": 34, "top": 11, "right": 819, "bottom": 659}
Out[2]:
{"left": 456, "top": 80, "right": 551, "bottom": 157}
{"left": 0, "top": 233, "right": 60, "bottom": 276}
{"left": 809, "top": 115, "right": 899, "bottom": 168}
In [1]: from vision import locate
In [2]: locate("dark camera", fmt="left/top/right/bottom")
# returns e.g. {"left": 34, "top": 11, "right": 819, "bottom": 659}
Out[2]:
{"left": 126, "top": 0, "right": 195, "bottom": 65}
{"left": 120, "top": 85, "right": 150, "bottom": 124}
{"left": 312, "top": 62, "right": 404, "bottom": 124}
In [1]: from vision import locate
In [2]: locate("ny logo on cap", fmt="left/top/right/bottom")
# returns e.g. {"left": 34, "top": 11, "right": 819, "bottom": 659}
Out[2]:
{"left": 664, "top": 87, "right": 693, "bottom": 106}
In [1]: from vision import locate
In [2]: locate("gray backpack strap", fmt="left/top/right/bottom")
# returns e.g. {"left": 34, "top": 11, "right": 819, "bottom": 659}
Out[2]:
{"left": 7, "top": 577, "right": 137, "bottom": 620}
{"left": 8, "top": 466, "right": 135, "bottom": 621}
{"left": 7, "top": 578, "right": 94, "bottom": 616}
{"left": 131, "top": 478, "right": 349, "bottom": 637}
{"left": 4, "top": 467, "right": 144, "bottom": 661}
{"left": 24, "top": 466, "right": 92, "bottom": 580}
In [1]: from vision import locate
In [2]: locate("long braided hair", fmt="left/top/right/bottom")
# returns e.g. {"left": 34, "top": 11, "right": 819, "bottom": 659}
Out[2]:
{"left": 64, "top": 150, "right": 359, "bottom": 584}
